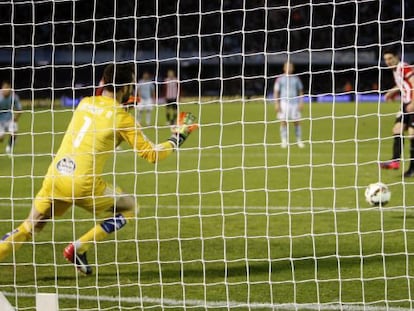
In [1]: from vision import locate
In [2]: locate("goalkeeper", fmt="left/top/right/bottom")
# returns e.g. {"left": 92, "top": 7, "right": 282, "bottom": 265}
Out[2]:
{"left": 0, "top": 63, "right": 197, "bottom": 275}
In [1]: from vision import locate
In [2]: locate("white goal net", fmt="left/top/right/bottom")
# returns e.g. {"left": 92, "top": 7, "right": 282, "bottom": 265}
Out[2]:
{"left": 1, "top": 0, "right": 413, "bottom": 310}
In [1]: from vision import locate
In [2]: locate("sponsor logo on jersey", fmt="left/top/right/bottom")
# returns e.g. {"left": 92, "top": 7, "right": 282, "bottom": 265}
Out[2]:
{"left": 56, "top": 157, "right": 76, "bottom": 175}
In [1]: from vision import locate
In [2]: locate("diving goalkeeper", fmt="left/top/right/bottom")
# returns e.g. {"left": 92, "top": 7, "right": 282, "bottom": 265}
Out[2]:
{"left": 0, "top": 63, "right": 197, "bottom": 275}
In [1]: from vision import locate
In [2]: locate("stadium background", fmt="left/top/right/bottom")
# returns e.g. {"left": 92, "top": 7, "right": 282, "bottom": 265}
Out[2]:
{"left": 2, "top": 1, "right": 414, "bottom": 309}
{"left": 0, "top": 0, "right": 413, "bottom": 100}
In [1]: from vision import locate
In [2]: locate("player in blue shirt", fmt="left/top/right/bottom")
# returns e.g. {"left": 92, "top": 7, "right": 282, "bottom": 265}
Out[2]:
{"left": 0, "top": 81, "right": 22, "bottom": 156}
{"left": 136, "top": 72, "right": 155, "bottom": 126}
{"left": 274, "top": 62, "right": 304, "bottom": 148}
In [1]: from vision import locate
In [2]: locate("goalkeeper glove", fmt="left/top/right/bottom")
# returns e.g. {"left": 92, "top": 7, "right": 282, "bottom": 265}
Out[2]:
{"left": 168, "top": 112, "right": 198, "bottom": 147}
{"left": 125, "top": 95, "right": 140, "bottom": 106}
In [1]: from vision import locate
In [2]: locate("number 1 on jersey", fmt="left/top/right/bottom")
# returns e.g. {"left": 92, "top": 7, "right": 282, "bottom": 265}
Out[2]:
{"left": 73, "top": 116, "right": 92, "bottom": 148}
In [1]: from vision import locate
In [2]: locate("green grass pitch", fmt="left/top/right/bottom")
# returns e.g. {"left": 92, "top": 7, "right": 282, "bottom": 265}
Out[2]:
{"left": 1, "top": 99, "right": 414, "bottom": 310}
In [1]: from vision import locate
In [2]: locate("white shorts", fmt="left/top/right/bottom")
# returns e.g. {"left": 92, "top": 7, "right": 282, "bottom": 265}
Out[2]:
{"left": 137, "top": 98, "right": 154, "bottom": 111}
{"left": 277, "top": 102, "right": 301, "bottom": 121}
{"left": 0, "top": 120, "right": 17, "bottom": 137}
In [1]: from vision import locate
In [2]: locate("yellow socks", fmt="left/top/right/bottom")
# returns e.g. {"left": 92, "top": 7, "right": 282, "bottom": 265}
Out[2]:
{"left": 0, "top": 223, "right": 32, "bottom": 261}
{"left": 74, "top": 213, "right": 129, "bottom": 254}
{"left": 74, "top": 224, "right": 108, "bottom": 254}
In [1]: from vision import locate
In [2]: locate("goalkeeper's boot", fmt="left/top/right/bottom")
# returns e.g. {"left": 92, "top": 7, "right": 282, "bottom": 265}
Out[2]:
{"left": 379, "top": 160, "right": 400, "bottom": 170}
{"left": 403, "top": 169, "right": 414, "bottom": 178}
{"left": 63, "top": 243, "right": 92, "bottom": 275}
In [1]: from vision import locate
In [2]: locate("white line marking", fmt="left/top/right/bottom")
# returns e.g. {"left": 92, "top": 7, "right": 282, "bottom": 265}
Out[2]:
{"left": 1, "top": 291, "right": 411, "bottom": 311}
{"left": 0, "top": 202, "right": 406, "bottom": 212}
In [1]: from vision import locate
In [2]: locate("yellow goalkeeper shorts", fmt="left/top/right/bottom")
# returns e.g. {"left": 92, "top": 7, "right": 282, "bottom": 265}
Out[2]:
{"left": 33, "top": 176, "right": 124, "bottom": 217}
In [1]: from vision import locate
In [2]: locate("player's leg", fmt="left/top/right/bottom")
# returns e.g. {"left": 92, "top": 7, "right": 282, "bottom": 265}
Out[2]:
{"left": 6, "top": 120, "right": 18, "bottom": 155}
{"left": 165, "top": 103, "right": 172, "bottom": 125}
{"left": 0, "top": 185, "right": 70, "bottom": 261}
{"left": 145, "top": 99, "right": 153, "bottom": 126}
{"left": 380, "top": 119, "right": 404, "bottom": 170}
{"left": 292, "top": 104, "right": 304, "bottom": 148}
{"left": 135, "top": 104, "right": 143, "bottom": 124}
{"left": 171, "top": 102, "right": 178, "bottom": 125}
{"left": 278, "top": 101, "right": 288, "bottom": 148}
{"left": 145, "top": 107, "right": 151, "bottom": 125}
{"left": 0, "top": 208, "right": 45, "bottom": 261}
{"left": 0, "top": 187, "right": 46, "bottom": 261}
{"left": 403, "top": 118, "right": 414, "bottom": 177}
{"left": 280, "top": 121, "right": 288, "bottom": 148}
{"left": 0, "top": 122, "right": 6, "bottom": 145}
{"left": 294, "top": 120, "right": 304, "bottom": 148}
{"left": 140, "top": 99, "right": 151, "bottom": 126}
{"left": 73, "top": 195, "right": 135, "bottom": 255}
{"left": 6, "top": 135, "right": 15, "bottom": 154}
{"left": 64, "top": 182, "right": 136, "bottom": 274}
{"left": 392, "top": 122, "right": 405, "bottom": 160}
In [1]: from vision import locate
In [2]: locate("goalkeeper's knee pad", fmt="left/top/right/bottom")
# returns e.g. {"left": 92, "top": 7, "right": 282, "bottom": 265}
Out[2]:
{"left": 100, "top": 213, "right": 127, "bottom": 233}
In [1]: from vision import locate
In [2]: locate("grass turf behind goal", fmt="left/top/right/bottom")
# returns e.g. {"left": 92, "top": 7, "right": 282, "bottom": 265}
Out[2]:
{"left": 1, "top": 100, "right": 414, "bottom": 310}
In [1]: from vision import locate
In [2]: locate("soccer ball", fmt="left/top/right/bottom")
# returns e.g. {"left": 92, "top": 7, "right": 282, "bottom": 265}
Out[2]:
{"left": 364, "top": 182, "right": 391, "bottom": 206}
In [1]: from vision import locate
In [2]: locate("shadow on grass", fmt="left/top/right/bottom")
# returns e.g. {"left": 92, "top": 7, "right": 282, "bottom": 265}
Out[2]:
{"left": 2, "top": 253, "right": 411, "bottom": 287}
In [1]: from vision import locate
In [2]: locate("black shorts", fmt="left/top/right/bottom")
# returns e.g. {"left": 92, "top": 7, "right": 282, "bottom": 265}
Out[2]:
{"left": 395, "top": 103, "right": 414, "bottom": 128}
{"left": 166, "top": 99, "right": 178, "bottom": 110}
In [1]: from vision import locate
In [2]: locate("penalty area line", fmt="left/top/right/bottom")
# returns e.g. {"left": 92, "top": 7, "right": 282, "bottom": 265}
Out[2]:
{"left": 1, "top": 291, "right": 411, "bottom": 311}
{"left": 0, "top": 202, "right": 407, "bottom": 212}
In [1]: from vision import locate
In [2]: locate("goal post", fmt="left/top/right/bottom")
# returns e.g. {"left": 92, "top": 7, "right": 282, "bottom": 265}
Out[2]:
{"left": 1, "top": 0, "right": 414, "bottom": 310}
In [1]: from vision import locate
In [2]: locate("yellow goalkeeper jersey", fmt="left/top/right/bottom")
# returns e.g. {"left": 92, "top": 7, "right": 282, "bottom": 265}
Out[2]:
{"left": 44, "top": 95, "right": 173, "bottom": 196}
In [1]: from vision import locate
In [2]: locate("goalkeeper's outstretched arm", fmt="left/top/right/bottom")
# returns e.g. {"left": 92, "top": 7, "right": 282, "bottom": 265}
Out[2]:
{"left": 120, "top": 111, "right": 198, "bottom": 163}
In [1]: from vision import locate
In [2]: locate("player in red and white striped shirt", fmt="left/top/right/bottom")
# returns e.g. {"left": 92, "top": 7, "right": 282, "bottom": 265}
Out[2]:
{"left": 380, "top": 48, "right": 414, "bottom": 177}
{"left": 164, "top": 69, "right": 180, "bottom": 125}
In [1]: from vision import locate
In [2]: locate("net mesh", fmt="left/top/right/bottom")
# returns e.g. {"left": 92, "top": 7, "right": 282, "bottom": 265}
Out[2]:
{"left": 1, "top": 0, "right": 414, "bottom": 310}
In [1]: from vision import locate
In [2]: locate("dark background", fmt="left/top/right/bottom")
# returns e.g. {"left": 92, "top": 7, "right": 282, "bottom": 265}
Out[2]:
{"left": 0, "top": 0, "right": 413, "bottom": 99}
